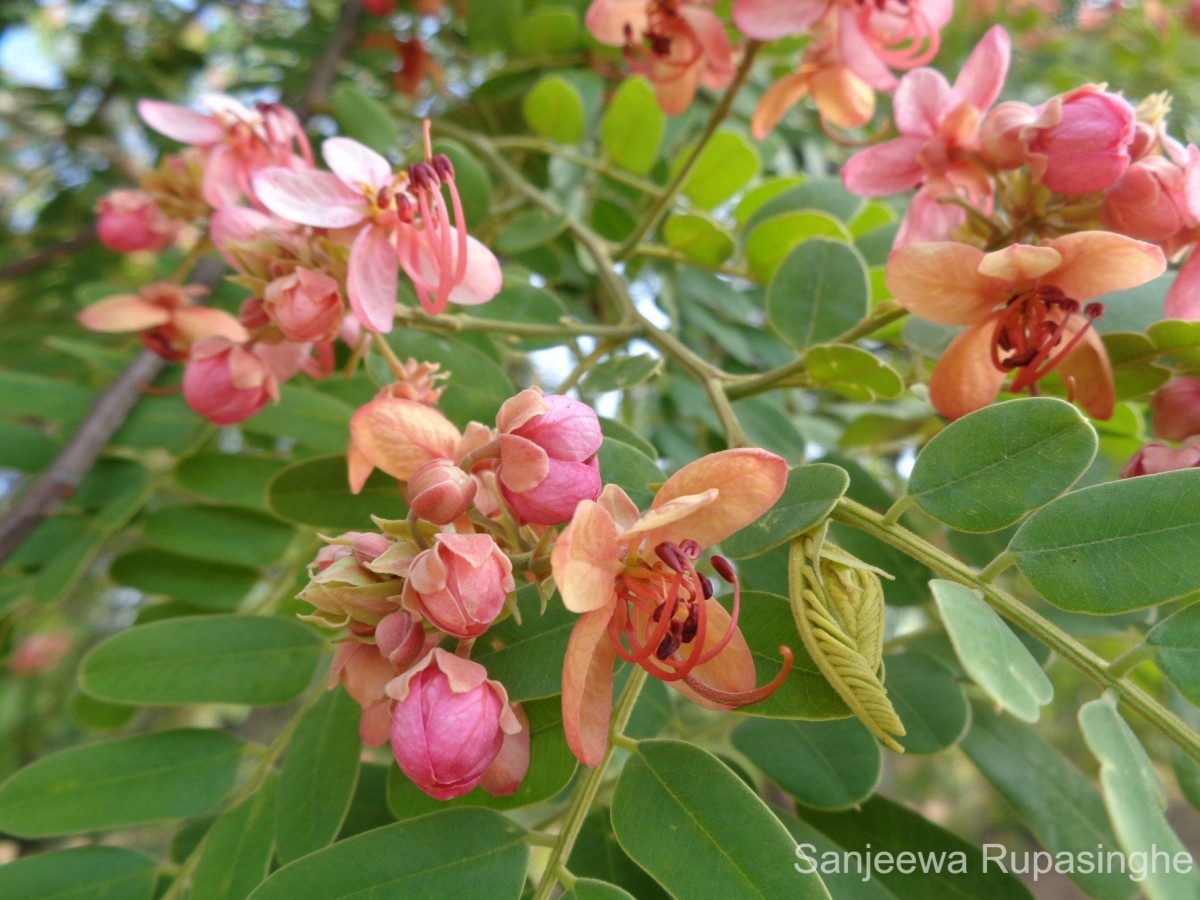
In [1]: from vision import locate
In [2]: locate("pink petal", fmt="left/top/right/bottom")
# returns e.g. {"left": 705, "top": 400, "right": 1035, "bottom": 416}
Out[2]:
{"left": 200, "top": 145, "right": 245, "bottom": 210}
{"left": 842, "top": 137, "right": 926, "bottom": 197}
{"left": 885, "top": 242, "right": 997, "bottom": 325}
{"left": 1044, "top": 231, "right": 1166, "bottom": 301}
{"left": 77, "top": 295, "right": 171, "bottom": 333}
{"left": 172, "top": 307, "right": 249, "bottom": 344}
{"left": 562, "top": 609, "right": 616, "bottom": 767}
{"left": 497, "top": 434, "right": 551, "bottom": 493}
{"left": 892, "top": 189, "right": 967, "bottom": 247}
{"left": 893, "top": 69, "right": 951, "bottom": 136}
{"left": 348, "top": 225, "right": 399, "bottom": 334}
{"left": 928, "top": 313, "right": 1009, "bottom": 419}
{"left": 477, "top": 704, "right": 531, "bottom": 797}
{"left": 838, "top": 10, "right": 898, "bottom": 92}
{"left": 584, "top": 0, "right": 649, "bottom": 45}
{"left": 252, "top": 167, "right": 367, "bottom": 228}
{"left": 137, "top": 100, "right": 225, "bottom": 144}
{"left": 448, "top": 236, "right": 503, "bottom": 307}
{"left": 210, "top": 207, "right": 278, "bottom": 268}
{"left": 732, "top": 0, "right": 827, "bottom": 40}
{"left": 953, "top": 26, "right": 1011, "bottom": 113}
{"left": 323, "top": 137, "right": 393, "bottom": 192}
{"left": 1166, "top": 249, "right": 1200, "bottom": 320}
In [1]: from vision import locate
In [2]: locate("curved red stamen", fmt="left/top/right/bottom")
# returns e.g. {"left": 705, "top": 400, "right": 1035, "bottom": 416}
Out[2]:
{"left": 692, "top": 570, "right": 740, "bottom": 667}
{"left": 681, "top": 646, "right": 795, "bottom": 706}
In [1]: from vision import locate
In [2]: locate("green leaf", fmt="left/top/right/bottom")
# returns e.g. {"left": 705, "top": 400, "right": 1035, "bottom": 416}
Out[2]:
{"left": 564, "top": 878, "right": 638, "bottom": 900}
{"left": 382, "top": 330, "right": 515, "bottom": 426}
{"left": 330, "top": 85, "right": 397, "bottom": 154}
{"left": 908, "top": 398, "right": 1098, "bottom": 532}
{"left": 276, "top": 689, "right": 362, "bottom": 863}
{"left": 0, "top": 846, "right": 158, "bottom": 900}
{"left": 109, "top": 548, "right": 258, "bottom": 610}
{"left": 797, "top": 796, "right": 1033, "bottom": 898}
{"left": 248, "top": 808, "right": 528, "bottom": 899}
{"left": 267, "top": 455, "right": 409, "bottom": 530}
{"left": 79, "top": 615, "right": 323, "bottom": 706}
{"left": 570, "top": 810, "right": 669, "bottom": 900}
{"left": 244, "top": 385, "right": 354, "bottom": 454}
{"left": 806, "top": 344, "right": 903, "bottom": 401}
{"left": 745, "top": 180, "right": 865, "bottom": 232}
{"left": 662, "top": 213, "right": 736, "bottom": 267}
{"left": 1079, "top": 698, "right": 1200, "bottom": 900}
{"left": 432, "top": 139, "right": 492, "bottom": 224}
{"left": 962, "top": 702, "right": 1134, "bottom": 900}
{"left": 676, "top": 130, "right": 760, "bottom": 209}
{"left": 495, "top": 210, "right": 569, "bottom": 254}
{"left": 112, "top": 394, "right": 209, "bottom": 454}
{"left": 612, "top": 740, "right": 831, "bottom": 899}
{"left": 0, "top": 421, "right": 58, "bottom": 471}
{"left": 0, "top": 370, "right": 94, "bottom": 426}
{"left": 723, "top": 464, "right": 850, "bottom": 559}
{"left": 768, "top": 240, "right": 870, "bottom": 351}
{"left": 471, "top": 586, "right": 574, "bottom": 702}
{"left": 746, "top": 211, "right": 852, "bottom": 283}
{"left": 778, "top": 815, "right": 899, "bottom": 900}
{"left": 523, "top": 74, "right": 586, "bottom": 143}
{"left": 931, "top": 580, "right": 1052, "bottom": 722}
{"left": 883, "top": 652, "right": 970, "bottom": 754}
{"left": 1148, "top": 318, "right": 1200, "bottom": 369}
{"left": 597, "top": 437, "right": 663, "bottom": 509}
{"left": 140, "top": 504, "right": 297, "bottom": 568}
{"left": 0, "top": 729, "right": 244, "bottom": 837}
{"left": 386, "top": 696, "right": 576, "bottom": 816}
{"left": 601, "top": 77, "right": 665, "bottom": 175}
{"left": 176, "top": 454, "right": 286, "bottom": 509}
{"left": 734, "top": 591, "right": 849, "bottom": 720}
{"left": 733, "top": 718, "right": 881, "bottom": 810}
{"left": 1009, "top": 469, "right": 1200, "bottom": 613}
{"left": 511, "top": 7, "right": 581, "bottom": 55}
{"left": 1147, "top": 603, "right": 1200, "bottom": 706}
{"left": 582, "top": 353, "right": 662, "bottom": 394}
{"left": 190, "top": 775, "right": 279, "bottom": 900}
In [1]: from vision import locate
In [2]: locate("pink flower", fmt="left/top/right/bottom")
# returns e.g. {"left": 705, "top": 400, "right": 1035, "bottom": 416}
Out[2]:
{"left": 1120, "top": 443, "right": 1200, "bottom": 478}
{"left": 1152, "top": 377, "right": 1200, "bottom": 442}
{"left": 1101, "top": 155, "right": 1189, "bottom": 243}
{"left": 585, "top": 0, "right": 734, "bottom": 116}
{"left": 78, "top": 283, "right": 247, "bottom": 361}
{"left": 263, "top": 267, "right": 344, "bottom": 343}
{"left": 494, "top": 387, "right": 603, "bottom": 526}
{"left": 138, "top": 94, "right": 313, "bottom": 210}
{"left": 385, "top": 649, "right": 522, "bottom": 800}
{"left": 182, "top": 336, "right": 278, "bottom": 425}
{"left": 842, "top": 27, "right": 1011, "bottom": 240}
{"left": 886, "top": 233, "right": 1166, "bottom": 420}
{"left": 252, "top": 133, "right": 501, "bottom": 331}
{"left": 550, "top": 449, "right": 793, "bottom": 766}
{"left": 95, "top": 189, "right": 179, "bottom": 253}
{"left": 408, "top": 459, "right": 477, "bottom": 525}
{"left": 1019, "top": 86, "right": 1137, "bottom": 195}
{"left": 402, "top": 533, "right": 515, "bottom": 639}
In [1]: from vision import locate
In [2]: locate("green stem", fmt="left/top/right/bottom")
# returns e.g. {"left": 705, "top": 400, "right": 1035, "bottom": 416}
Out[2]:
{"left": 831, "top": 498, "right": 1200, "bottom": 765}
{"left": 1107, "top": 642, "right": 1154, "bottom": 678}
{"left": 613, "top": 41, "right": 763, "bottom": 260}
{"left": 392, "top": 306, "right": 640, "bottom": 340}
{"left": 533, "top": 667, "right": 648, "bottom": 900}
{"left": 631, "top": 243, "right": 752, "bottom": 279}
{"left": 490, "top": 136, "right": 663, "bottom": 195}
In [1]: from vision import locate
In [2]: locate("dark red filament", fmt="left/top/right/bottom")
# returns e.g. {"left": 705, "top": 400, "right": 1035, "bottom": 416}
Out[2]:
{"left": 989, "top": 286, "right": 1104, "bottom": 396}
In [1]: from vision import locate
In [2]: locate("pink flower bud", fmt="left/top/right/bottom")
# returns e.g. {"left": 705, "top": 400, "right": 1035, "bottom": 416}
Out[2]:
{"left": 408, "top": 459, "right": 477, "bottom": 525}
{"left": 182, "top": 337, "right": 276, "bottom": 425}
{"left": 979, "top": 101, "right": 1037, "bottom": 170}
{"left": 96, "top": 189, "right": 178, "bottom": 253}
{"left": 1101, "top": 156, "right": 1188, "bottom": 243}
{"left": 263, "top": 268, "right": 344, "bottom": 343}
{"left": 402, "top": 533, "right": 514, "bottom": 639}
{"left": 1120, "top": 442, "right": 1200, "bottom": 478}
{"left": 1152, "top": 376, "right": 1200, "bottom": 442}
{"left": 495, "top": 387, "right": 603, "bottom": 525}
{"left": 1026, "top": 86, "right": 1137, "bottom": 195}
{"left": 386, "top": 649, "right": 521, "bottom": 800}
{"left": 376, "top": 610, "right": 427, "bottom": 669}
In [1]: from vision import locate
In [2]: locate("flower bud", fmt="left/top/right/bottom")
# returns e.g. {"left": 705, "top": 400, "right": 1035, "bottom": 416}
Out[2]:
{"left": 402, "top": 533, "right": 514, "bottom": 639}
{"left": 1101, "top": 156, "right": 1187, "bottom": 243}
{"left": 9, "top": 630, "right": 72, "bottom": 676}
{"left": 386, "top": 649, "right": 521, "bottom": 800}
{"left": 408, "top": 459, "right": 477, "bottom": 525}
{"left": 96, "top": 189, "right": 179, "bottom": 253}
{"left": 1026, "top": 86, "right": 1137, "bottom": 195}
{"left": 263, "top": 267, "right": 344, "bottom": 343}
{"left": 979, "top": 101, "right": 1037, "bottom": 170}
{"left": 1152, "top": 376, "right": 1200, "bottom": 442}
{"left": 183, "top": 337, "right": 277, "bottom": 425}
{"left": 1120, "top": 442, "right": 1200, "bottom": 478}
{"left": 376, "top": 610, "right": 427, "bottom": 670}
{"left": 495, "top": 387, "right": 603, "bottom": 525}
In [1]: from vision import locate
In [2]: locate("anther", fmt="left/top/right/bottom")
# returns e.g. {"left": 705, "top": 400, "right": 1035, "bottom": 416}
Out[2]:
{"left": 698, "top": 573, "right": 714, "bottom": 599}
{"left": 432, "top": 154, "right": 455, "bottom": 182}
{"left": 655, "top": 542, "right": 684, "bottom": 572}
{"left": 408, "top": 162, "right": 438, "bottom": 191}
{"left": 710, "top": 556, "right": 735, "bottom": 583}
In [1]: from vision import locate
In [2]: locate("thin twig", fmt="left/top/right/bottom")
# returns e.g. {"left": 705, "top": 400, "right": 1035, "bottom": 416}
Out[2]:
{"left": 295, "top": 0, "right": 363, "bottom": 120}
{"left": 0, "top": 225, "right": 98, "bottom": 282}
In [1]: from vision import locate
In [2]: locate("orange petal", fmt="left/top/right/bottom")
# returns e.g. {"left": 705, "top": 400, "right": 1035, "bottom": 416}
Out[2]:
{"left": 811, "top": 66, "right": 875, "bottom": 131}
{"left": 496, "top": 385, "right": 546, "bottom": 433}
{"left": 349, "top": 397, "right": 461, "bottom": 482}
{"left": 597, "top": 484, "right": 640, "bottom": 533}
{"left": 562, "top": 609, "right": 616, "bottom": 767}
{"left": 347, "top": 439, "right": 374, "bottom": 494}
{"left": 672, "top": 597, "right": 756, "bottom": 711}
{"left": 752, "top": 72, "right": 810, "bottom": 140}
{"left": 497, "top": 433, "right": 550, "bottom": 493}
{"left": 1043, "top": 231, "right": 1167, "bottom": 301}
{"left": 551, "top": 500, "right": 622, "bottom": 614}
{"left": 885, "top": 242, "right": 998, "bottom": 325}
{"left": 172, "top": 307, "right": 249, "bottom": 344}
{"left": 1055, "top": 317, "right": 1115, "bottom": 421}
{"left": 928, "top": 313, "right": 1009, "bottom": 419}
{"left": 637, "top": 449, "right": 788, "bottom": 550}
{"left": 977, "top": 244, "right": 1062, "bottom": 284}
{"left": 77, "top": 295, "right": 171, "bottom": 332}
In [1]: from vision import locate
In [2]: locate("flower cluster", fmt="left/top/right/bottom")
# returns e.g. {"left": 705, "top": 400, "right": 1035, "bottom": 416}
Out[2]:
{"left": 81, "top": 94, "right": 501, "bottom": 426}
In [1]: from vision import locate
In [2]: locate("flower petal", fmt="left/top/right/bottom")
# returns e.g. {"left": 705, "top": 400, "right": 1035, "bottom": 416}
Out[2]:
{"left": 137, "top": 100, "right": 225, "bottom": 144}
{"left": 893, "top": 68, "right": 952, "bottom": 136}
{"left": 252, "top": 167, "right": 367, "bottom": 228}
{"left": 732, "top": 0, "right": 827, "bottom": 40}
{"left": 584, "top": 0, "right": 649, "bottom": 45}
{"left": 562, "top": 609, "right": 616, "bottom": 767}
{"left": 842, "top": 137, "right": 926, "bottom": 197}
{"left": 928, "top": 313, "right": 1009, "bottom": 419}
{"left": 478, "top": 704, "right": 530, "bottom": 797}
{"left": 348, "top": 225, "right": 399, "bottom": 334}
{"left": 1055, "top": 317, "right": 1115, "bottom": 421}
{"left": 1166, "top": 249, "right": 1200, "bottom": 320}
{"left": 977, "top": 244, "right": 1063, "bottom": 284}
{"left": 885, "top": 242, "right": 997, "bottom": 325}
{"left": 551, "top": 500, "right": 622, "bottom": 614}
{"left": 77, "top": 295, "right": 171, "bottom": 333}
{"left": 448, "top": 235, "right": 503, "bottom": 307}
{"left": 1043, "top": 231, "right": 1167, "bottom": 301}
{"left": 952, "top": 26, "right": 1011, "bottom": 113}
{"left": 322, "top": 137, "right": 393, "bottom": 192}
{"left": 349, "top": 396, "right": 462, "bottom": 482}
{"left": 672, "top": 598, "right": 756, "bottom": 711}
{"left": 752, "top": 72, "right": 810, "bottom": 140}
{"left": 497, "top": 434, "right": 551, "bottom": 493}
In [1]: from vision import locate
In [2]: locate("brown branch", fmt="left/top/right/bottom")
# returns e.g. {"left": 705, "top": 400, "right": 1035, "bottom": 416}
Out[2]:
{"left": 295, "top": 0, "right": 363, "bottom": 120}
{"left": 0, "top": 225, "right": 98, "bottom": 282}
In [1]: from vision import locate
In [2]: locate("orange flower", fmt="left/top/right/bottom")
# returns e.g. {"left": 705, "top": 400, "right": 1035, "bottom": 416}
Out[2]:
{"left": 550, "top": 449, "right": 792, "bottom": 766}
{"left": 886, "top": 232, "right": 1166, "bottom": 420}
